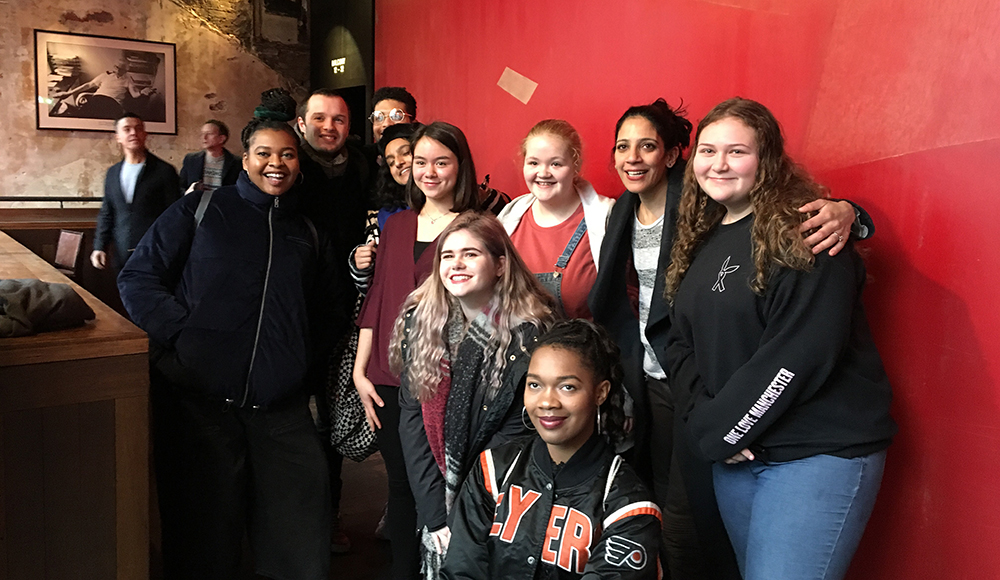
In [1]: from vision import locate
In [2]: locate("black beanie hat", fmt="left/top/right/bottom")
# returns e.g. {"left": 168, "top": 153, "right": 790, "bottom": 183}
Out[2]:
{"left": 378, "top": 122, "right": 422, "bottom": 158}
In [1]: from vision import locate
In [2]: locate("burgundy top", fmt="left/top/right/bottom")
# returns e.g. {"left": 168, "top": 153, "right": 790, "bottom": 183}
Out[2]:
{"left": 357, "top": 210, "right": 438, "bottom": 386}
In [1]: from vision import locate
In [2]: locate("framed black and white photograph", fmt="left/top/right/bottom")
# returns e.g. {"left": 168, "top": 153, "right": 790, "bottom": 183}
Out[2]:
{"left": 34, "top": 30, "right": 177, "bottom": 134}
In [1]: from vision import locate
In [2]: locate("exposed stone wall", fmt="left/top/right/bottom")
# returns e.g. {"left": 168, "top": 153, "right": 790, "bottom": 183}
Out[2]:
{"left": 174, "top": 0, "right": 310, "bottom": 86}
{"left": 0, "top": 0, "right": 306, "bottom": 202}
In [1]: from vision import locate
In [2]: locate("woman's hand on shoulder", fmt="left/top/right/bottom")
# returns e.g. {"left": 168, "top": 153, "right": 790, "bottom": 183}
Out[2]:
{"left": 798, "top": 199, "right": 854, "bottom": 256}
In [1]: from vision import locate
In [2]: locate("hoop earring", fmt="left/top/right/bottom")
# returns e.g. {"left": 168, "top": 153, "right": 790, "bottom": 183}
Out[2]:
{"left": 597, "top": 406, "right": 602, "bottom": 435}
{"left": 521, "top": 406, "right": 535, "bottom": 431}
{"left": 296, "top": 172, "right": 305, "bottom": 185}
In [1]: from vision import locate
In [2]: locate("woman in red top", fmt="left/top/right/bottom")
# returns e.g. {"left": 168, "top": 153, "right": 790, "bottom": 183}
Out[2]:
{"left": 497, "top": 120, "right": 615, "bottom": 319}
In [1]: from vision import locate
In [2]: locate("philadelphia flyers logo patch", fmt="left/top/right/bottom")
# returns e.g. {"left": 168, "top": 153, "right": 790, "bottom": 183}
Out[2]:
{"left": 605, "top": 536, "right": 647, "bottom": 570}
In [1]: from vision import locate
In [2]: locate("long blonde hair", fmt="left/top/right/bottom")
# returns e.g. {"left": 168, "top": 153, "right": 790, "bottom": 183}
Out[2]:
{"left": 388, "top": 212, "right": 556, "bottom": 402}
{"left": 666, "top": 98, "right": 822, "bottom": 300}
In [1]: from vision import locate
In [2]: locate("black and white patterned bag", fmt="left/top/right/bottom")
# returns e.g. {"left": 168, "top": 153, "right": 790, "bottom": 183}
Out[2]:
{"left": 328, "top": 296, "right": 379, "bottom": 462}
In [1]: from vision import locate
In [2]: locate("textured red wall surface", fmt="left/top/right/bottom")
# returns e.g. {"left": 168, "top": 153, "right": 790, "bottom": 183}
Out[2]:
{"left": 376, "top": 0, "right": 1000, "bottom": 576}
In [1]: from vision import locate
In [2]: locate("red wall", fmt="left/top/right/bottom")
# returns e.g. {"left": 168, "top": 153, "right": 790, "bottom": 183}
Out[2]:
{"left": 375, "top": 1, "right": 1000, "bottom": 577}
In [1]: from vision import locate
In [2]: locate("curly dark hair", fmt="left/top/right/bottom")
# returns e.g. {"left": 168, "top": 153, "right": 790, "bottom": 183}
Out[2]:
{"left": 530, "top": 319, "right": 628, "bottom": 449}
{"left": 372, "top": 165, "right": 408, "bottom": 212}
{"left": 240, "top": 88, "right": 299, "bottom": 150}
{"left": 372, "top": 86, "right": 417, "bottom": 119}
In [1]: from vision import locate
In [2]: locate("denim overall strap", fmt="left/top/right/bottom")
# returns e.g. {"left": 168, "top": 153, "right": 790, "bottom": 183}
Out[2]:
{"left": 534, "top": 217, "right": 588, "bottom": 317}
{"left": 554, "top": 217, "right": 588, "bottom": 270}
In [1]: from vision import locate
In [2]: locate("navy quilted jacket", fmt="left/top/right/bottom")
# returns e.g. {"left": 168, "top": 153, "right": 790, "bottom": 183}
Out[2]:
{"left": 118, "top": 172, "right": 347, "bottom": 407}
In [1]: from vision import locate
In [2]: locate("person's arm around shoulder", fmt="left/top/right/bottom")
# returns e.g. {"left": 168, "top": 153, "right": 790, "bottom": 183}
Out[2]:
{"left": 799, "top": 199, "right": 875, "bottom": 256}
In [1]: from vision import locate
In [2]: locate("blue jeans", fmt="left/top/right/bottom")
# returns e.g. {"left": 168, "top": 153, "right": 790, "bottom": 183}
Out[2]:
{"left": 713, "top": 451, "right": 886, "bottom": 580}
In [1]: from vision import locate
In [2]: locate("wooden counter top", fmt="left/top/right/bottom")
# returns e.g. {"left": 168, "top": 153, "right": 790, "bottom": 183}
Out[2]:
{"left": 0, "top": 230, "right": 147, "bottom": 367}
{"left": 1, "top": 230, "right": 150, "bottom": 579}
{"left": 0, "top": 207, "right": 99, "bottom": 230}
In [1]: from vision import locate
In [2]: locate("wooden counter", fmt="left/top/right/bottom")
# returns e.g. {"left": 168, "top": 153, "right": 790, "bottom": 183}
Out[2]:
{"left": 0, "top": 231, "right": 149, "bottom": 580}
{"left": 0, "top": 207, "right": 100, "bottom": 231}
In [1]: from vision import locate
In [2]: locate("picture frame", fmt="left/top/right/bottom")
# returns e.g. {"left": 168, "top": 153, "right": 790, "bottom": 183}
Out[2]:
{"left": 34, "top": 30, "right": 177, "bottom": 134}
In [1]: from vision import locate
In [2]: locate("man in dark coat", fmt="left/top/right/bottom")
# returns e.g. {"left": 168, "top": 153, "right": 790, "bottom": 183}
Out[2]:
{"left": 92, "top": 113, "right": 180, "bottom": 271}
{"left": 178, "top": 119, "right": 241, "bottom": 194}
{"left": 295, "top": 88, "right": 373, "bottom": 553}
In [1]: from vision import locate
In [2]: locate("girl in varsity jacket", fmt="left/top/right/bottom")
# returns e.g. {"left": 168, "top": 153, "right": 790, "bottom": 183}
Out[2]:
{"left": 444, "top": 320, "right": 660, "bottom": 580}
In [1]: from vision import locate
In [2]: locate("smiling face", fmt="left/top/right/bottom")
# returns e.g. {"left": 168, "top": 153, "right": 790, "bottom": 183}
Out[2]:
{"left": 523, "top": 133, "right": 577, "bottom": 204}
{"left": 412, "top": 136, "right": 459, "bottom": 204}
{"left": 371, "top": 98, "right": 412, "bottom": 141}
{"left": 242, "top": 128, "right": 300, "bottom": 196}
{"left": 438, "top": 229, "right": 503, "bottom": 313}
{"left": 384, "top": 137, "right": 413, "bottom": 186}
{"left": 614, "top": 116, "right": 679, "bottom": 197}
{"left": 297, "top": 94, "right": 350, "bottom": 154}
{"left": 525, "top": 345, "right": 610, "bottom": 464}
{"left": 693, "top": 117, "right": 759, "bottom": 222}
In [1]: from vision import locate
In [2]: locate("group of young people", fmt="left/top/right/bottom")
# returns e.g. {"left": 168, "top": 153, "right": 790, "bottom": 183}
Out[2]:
{"left": 345, "top": 92, "right": 895, "bottom": 580}
{"left": 117, "top": 84, "right": 896, "bottom": 580}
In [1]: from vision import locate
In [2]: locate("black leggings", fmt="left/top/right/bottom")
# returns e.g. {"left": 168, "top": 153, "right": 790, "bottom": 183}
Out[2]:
{"left": 375, "top": 384, "right": 421, "bottom": 580}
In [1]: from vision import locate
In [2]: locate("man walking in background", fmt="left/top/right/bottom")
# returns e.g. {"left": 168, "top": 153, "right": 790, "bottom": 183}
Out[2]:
{"left": 179, "top": 119, "right": 240, "bottom": 194}
{"left": 92, "top": 113, "right": 179, "bottom": 272}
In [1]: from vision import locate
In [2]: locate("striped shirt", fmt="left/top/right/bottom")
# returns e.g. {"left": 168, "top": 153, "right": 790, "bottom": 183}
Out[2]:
{"left": 632, "top": 213, "right": 666, "bottom": 378}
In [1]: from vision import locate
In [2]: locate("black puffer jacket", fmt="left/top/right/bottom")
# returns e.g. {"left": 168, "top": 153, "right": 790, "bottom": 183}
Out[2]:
{"left": 118, "top": 172, "right": 347, "bottom": 407}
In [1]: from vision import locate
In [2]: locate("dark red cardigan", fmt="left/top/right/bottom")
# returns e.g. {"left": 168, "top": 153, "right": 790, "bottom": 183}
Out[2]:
{"left": 356, "top": 209, "right": 437, "bottom": 387}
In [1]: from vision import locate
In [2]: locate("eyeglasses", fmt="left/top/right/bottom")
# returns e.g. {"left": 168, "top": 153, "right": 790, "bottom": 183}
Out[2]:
{"left": 368, "top": 108, "right": 411, "bottom": 124}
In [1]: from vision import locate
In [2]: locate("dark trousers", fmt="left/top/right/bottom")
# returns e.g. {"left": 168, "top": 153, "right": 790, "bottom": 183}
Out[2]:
{"left": 375, "top": 384, "right": 421, "bottom": 580}
{"left": 648, "top": 376, "right": 705, "bottom": 579}
{"left": 152, "top": 377, "right": 331, "bottom": 580}
{"left": 312, "top": 380, "right": 344, "bottom": 515}
{"left": 647, "top": 376, "right": 741, "bottom": 580}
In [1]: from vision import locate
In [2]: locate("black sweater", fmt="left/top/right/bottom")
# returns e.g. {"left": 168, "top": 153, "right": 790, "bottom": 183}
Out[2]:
{"left": 666, "top": 214, "right": 896, "bottom": 463}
